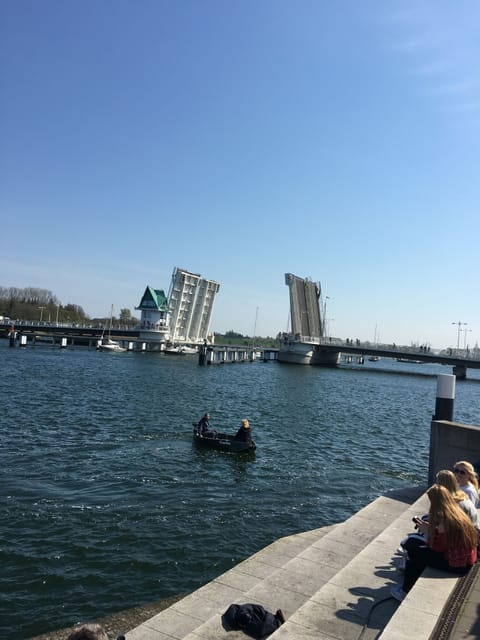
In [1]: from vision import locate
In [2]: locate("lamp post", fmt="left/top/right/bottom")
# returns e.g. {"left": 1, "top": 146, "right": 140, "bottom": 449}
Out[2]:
{"left": 452, "top": 321, "right": 467, "bottom": 351}
{"left": 463, "top": 328, "right": 472, "bottom": 351}
{"left": 323, "top": 296, "right": 330, "bottom": 337}
{"left": 326, "top": 318, "right": 335, "bottom": 339}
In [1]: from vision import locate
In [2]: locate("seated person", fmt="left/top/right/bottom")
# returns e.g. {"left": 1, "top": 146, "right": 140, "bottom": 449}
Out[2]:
{"left": 234, "top": 419, "right": 252, "bottom": 442}
{"left": 67, "top": 624, "right": 108, "bottom": 640}
{"left": 196, "top": 413, "right": 215, "bottom": 437}
{"left": 453, "top": 460, "right": 479, "bottom": 507}
{"left": 400, "top": 469, "right": 479, "bottom": 559}
{"left": 436, "top": 469, "right": 479, "bottom": 530}
{"left": 391, "top": 484, "right": 477, "bottom": 602}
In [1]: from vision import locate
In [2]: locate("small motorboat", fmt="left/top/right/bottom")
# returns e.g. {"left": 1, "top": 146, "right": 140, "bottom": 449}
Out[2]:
{"left": 192, "top": 427, "right": 256, "bottom": 453}
{"left": 180, "top": 345, "right": 198, "bottom": 354}
{"left": 164, "top": 345, "right": 198, "bottom": 355}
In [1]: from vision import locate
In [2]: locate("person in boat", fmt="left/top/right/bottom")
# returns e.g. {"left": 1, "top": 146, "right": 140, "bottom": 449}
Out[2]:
{"left": 196, "top": 413, "right": 215, "bottom": 438}
{"left": 391, "top": 484, "right": 477, "bottom": 602}
{"left": 234, "top": 419, "right": 252, "bottom": 443}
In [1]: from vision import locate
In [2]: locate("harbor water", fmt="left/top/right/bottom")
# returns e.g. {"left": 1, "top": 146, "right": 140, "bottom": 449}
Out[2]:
{"left": 2, "top": 341, "right": 480, "bottom": 640}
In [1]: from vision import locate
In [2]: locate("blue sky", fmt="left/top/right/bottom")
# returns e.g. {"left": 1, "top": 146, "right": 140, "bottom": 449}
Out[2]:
{"left": 1, "top": 1, "right": 480, "bottom": 349}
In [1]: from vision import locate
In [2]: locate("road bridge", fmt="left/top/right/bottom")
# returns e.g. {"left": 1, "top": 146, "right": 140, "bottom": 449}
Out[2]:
{"left": 314, "top": 339, "right": 480, "bottom": 378}
{"left": 2, "top": 321, "right": 479, "bottom": 378}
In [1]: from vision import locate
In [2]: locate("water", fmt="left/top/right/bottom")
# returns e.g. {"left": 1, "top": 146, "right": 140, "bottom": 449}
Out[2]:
{"left": 2, "top": 342, "right": 480, "bottom": 639}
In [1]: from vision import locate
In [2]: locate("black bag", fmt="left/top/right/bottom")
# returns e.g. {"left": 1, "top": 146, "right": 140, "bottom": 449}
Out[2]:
{"left": 222, "top": 603, "right": 284, "bottom": 639}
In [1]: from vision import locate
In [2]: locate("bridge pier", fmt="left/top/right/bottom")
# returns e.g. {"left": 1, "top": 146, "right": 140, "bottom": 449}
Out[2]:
{"left": 311, "top": 349, "right": 341, "bottom": 366}
{"left": 453, "top": 364, "right": 467, "bottom": 380}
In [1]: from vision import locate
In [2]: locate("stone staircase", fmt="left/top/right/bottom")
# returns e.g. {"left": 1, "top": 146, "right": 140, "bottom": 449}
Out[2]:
{"left": 124, "top": 485, "right": 462, "bottom": 640}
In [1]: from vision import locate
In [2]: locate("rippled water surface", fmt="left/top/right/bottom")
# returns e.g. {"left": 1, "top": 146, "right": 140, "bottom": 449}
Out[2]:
{"left": 2, "top": 341, "right": 480, "bottom": 639}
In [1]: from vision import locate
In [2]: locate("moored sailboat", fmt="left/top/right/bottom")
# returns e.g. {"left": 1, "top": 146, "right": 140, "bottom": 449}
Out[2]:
{"left": 97, "top": 305, "right": 127, "bottom": 353}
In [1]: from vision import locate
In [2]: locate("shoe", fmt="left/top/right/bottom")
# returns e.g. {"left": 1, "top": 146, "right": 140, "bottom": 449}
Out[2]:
{"left": 275, "top": 609, "right": 286, "bottom": 624}
{"left": 395, "top": 546, "right": 407, "bottom": 556}
{"left": 390, "top": 585, "right": 406, "bottom": 602}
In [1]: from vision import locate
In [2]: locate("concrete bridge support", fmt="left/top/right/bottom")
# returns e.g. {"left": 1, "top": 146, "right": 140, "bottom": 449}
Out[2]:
{"left": 453, "top": 364, "right": 467, "bottom": 379}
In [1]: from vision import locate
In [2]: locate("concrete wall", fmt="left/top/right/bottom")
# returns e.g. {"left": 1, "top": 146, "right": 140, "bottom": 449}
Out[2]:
{"left": 429, "top": 419, "right": 480, "bottom": 485}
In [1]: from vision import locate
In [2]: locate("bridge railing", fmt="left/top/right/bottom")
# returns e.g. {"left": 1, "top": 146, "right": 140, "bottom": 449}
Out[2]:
{"left": 317, "top": 337, "right": 480, "bottom": 362}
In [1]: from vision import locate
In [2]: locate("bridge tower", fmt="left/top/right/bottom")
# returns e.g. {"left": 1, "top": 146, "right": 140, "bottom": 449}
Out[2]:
{"left": 285, "top": 273, "right": 324, "bottom": 339}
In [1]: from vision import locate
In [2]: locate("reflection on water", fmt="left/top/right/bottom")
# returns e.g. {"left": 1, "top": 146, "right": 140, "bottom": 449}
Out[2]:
{"left": 1, "top": 342, "right": 480, "bottom": 639}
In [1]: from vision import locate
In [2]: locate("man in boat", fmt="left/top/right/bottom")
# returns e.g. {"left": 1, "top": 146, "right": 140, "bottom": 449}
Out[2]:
{"left": 196, "top": 413, "right": 215, "bottom": 438}
{"left": 234, "top": 419, "right": 252, "bottom": 443}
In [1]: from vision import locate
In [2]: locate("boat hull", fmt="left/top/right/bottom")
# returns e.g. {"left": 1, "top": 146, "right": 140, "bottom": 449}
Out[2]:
{"left": 164, "top": 346, "right": 198, "bottom": 355}
{"left": 277, "top": 339, "right": 315, "bottom": 365}
{"left": 97, "top": 340, "right": 127, "bottom": 352}
{"left": 193, "top": 431, "right": 256, "bottom": 453}
{"left": 277, "top": 338, "right": 340, "bottom": 366}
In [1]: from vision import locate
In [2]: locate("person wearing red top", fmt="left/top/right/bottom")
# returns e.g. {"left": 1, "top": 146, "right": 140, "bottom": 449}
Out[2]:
{"left": 391, "top": 484, "right": 477, "bottom": 601}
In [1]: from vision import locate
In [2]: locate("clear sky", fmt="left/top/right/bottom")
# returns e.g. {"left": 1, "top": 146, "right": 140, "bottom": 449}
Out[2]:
{"left": 1, "top": 1, "right": 479, "bottom": 349}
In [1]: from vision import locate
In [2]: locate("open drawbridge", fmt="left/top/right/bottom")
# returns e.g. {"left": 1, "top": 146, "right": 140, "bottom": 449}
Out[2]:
{"left": 285, "top": 273, "right": 324, "bottom": 340}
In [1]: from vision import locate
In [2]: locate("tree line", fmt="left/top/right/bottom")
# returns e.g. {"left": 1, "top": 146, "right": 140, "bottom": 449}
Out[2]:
{"left": 0, "top": 286, "right": 137, "bottom": 326}
{"left": 215, "top": 330, "right": 277, "bottom": 348}
{"left": 0, "top": 286, "right": 88, "bottom": 323}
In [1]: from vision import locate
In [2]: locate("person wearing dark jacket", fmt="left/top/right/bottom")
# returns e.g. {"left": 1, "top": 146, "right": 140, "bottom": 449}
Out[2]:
{"left": 196, "top": 413, "right": 214, "bottom": 437}
{"left": 234, "top": 419, "right": 252, "bottom": 442}
{"left": 222, "top": 603, "right": 285, "bottom": 639}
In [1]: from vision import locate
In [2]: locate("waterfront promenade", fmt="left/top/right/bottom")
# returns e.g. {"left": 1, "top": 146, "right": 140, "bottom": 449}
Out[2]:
{"left": 31, "top": 485, "right": 480, "bottom": 640}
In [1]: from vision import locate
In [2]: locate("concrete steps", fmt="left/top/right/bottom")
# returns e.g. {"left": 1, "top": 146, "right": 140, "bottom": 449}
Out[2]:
{"left": 125, "top": 485, "right": 429, "bottom": 640}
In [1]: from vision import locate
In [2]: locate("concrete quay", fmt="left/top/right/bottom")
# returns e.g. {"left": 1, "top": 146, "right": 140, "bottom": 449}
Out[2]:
{"left": 28, "top": 415, "right": 480, "bottom": 640}
{"left": 30, "top": 484, "right": 480, "bottom": 640}
{"left": 115, "top": 484, "right": 476, "bottom": 640}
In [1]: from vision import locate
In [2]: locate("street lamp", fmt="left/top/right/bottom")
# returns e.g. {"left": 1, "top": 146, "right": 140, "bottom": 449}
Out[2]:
{"left": 323, "top": 296, "right": 330, "bottom": 337}
{"left": 326, "top": 317, "right": 335, "bottom": 339}
{"left": 463, "top": 328, "right": 472, "bottom": 350}
{"left": 452, "top": 321, "right": 467, "bottom": 350}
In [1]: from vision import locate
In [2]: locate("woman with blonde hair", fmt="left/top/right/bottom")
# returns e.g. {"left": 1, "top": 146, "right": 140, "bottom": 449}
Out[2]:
{"left": 453, "top": 460, "right": 479, "bottom": 506}
{"left": 436, "top": 469, "right": 478, "bottom": 528}
{"left": 391, "top": 484, "right": 477, "bottom": 601}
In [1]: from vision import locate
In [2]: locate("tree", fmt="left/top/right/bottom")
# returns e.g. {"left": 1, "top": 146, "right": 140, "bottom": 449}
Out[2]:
{"left": 119, "top": 308, "right": 132, "bottom": 321}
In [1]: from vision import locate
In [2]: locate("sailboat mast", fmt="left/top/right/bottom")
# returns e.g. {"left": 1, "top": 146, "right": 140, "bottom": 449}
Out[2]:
{"left": 109, "top": 304, "right": 114, "bottom": 339}
{"left": 251, "top": 306, "right": 259, "bottom": 348}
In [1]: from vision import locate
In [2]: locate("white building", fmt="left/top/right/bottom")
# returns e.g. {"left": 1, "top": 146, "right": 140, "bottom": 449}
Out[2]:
{"left": 136, "top": 267, "right": 220, "bottom": 347}
{"left": 136, "top": 286, "right": 170, "bottom": 343}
